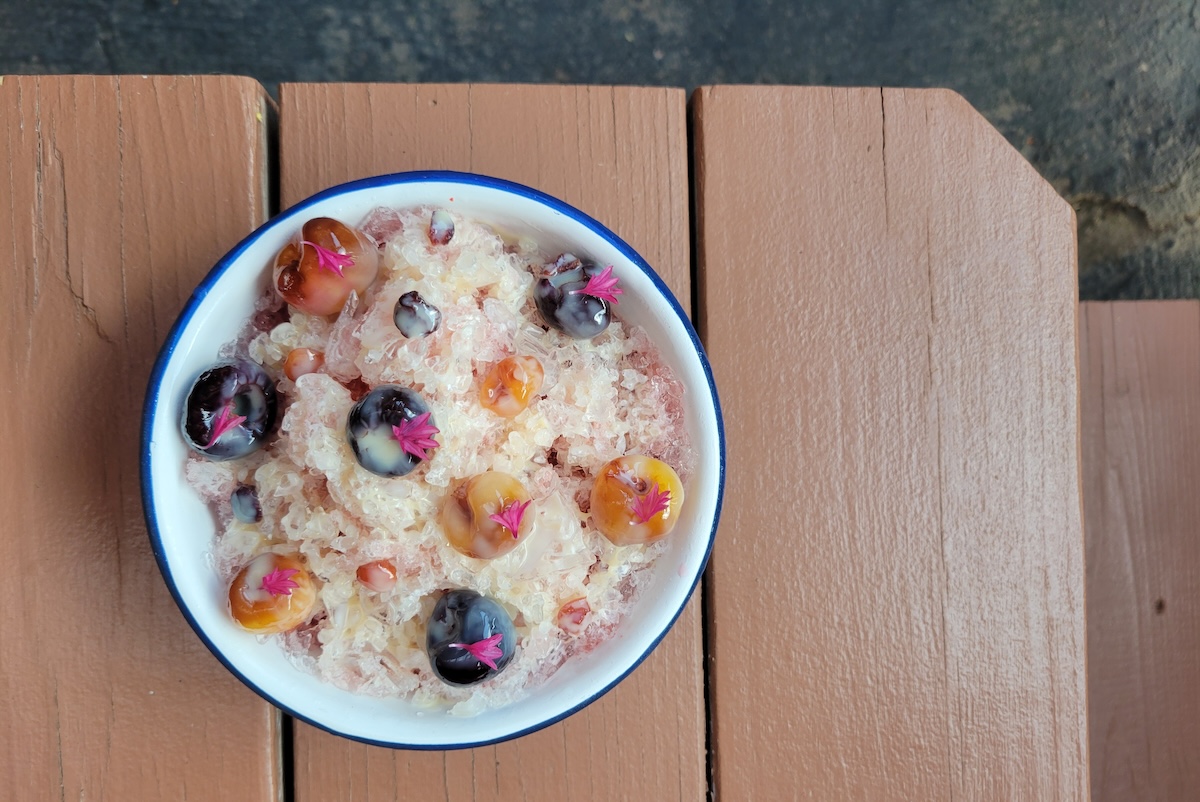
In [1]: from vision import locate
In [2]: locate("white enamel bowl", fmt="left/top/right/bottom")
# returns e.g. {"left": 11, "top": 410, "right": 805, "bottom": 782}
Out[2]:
{"left": 141, "top": 171, "right": 725, "bottom": 749}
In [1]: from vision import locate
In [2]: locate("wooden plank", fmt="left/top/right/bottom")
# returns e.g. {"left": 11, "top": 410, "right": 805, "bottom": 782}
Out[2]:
{"left": 0, "top": 75, "right": 278, "bottom": 800}
{"left": 1080, "top": 301, "right": 1200, "bottom": 801}
{"left": 694, "top": 86, "right": 1087, "bottom": 799}
{"left": 279, "top": 83, "right": 703, "bottom": 802}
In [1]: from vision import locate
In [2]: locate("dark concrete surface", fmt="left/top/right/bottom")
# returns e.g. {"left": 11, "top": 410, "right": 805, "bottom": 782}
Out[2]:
{"left": 3, "top": 0, "right": 1198, "bottom": 299}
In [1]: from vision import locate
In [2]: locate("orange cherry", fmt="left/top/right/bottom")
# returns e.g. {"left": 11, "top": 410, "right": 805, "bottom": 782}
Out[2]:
{"left": 356, "top": 559, "right": 398, "bottom": 592}
{"left": 228, "top": 553, "right": 317, "bottom": 634}
{"left": 590, "top": 455, "right": 685, "bottom": 546}
{"left": 557, "top": 597, "right": 591, "bottom": 635}
{"left": 479, "top": 356, "right": 544, "bottom": 418}
{"left": 283, "top": 347, "right": 325, "bottom": 380}
{"left": 440, "top": 471, "right": 533, "bottom": 559}
{"left": 273, "top": 217, "right": 380, "bottom": 316}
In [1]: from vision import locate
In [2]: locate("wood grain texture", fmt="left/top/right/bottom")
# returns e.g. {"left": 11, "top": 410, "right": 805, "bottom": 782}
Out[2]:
{"left": 1080, "top": 301, "right": 1200, "bottom": 801}
{"left": 695, "top": 86, "right": 1088, "bottom": 800}
{"left": 279, "top": 83, "right": 703, "bottom": 802}
{"left": 0, "top": 75, "right": 278, "bottom": 801}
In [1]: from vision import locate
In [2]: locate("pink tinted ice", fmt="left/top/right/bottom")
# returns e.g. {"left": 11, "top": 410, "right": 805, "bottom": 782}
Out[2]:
{"left": 359, "top": 207, "right": 405, "bottom": 244}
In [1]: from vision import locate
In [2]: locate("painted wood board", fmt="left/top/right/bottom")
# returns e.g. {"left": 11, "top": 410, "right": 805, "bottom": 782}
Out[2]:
{"left": 1080, "top": 300, "right": 1200, "bottom": 802}
{"left": 0, "top": 74, "right": 278, "bottom": 801}
{"left": 694, "top": 85, "right": 1088, "bottom": 800}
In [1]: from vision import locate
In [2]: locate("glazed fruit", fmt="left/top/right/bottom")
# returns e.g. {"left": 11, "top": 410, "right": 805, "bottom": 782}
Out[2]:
{"left": 273, "top": 217, "right": 380, "bottom": 316}
{"left": 228, "top": 553, "right": 317, "bottom": 634}
{"left": 181, "top": 360, "right": 278, "bottom": 460}
{"left": 479, "top": 356, "right": 544, "bottom": 417}
{"left": 283, "top": 347, "right": 325, "bottom": 380}
{"left": 356, "top": 559, "right": 398, "bottom": 592}
{"left": 534, "top": 253, "right": 622, "bottom": 339}
{"left": 556, "top": 597, "right": 590, "bottom": 635}
{"left": 426, "top": 589, "right": 516, "bottom": 685}
{"left": 346, "top": 385, "right": 439, "bottom": 477}
{"left": 429, "top": 209, "right": 455, "bottom": 245}
{"left": 393, "top": 290, "right": 441, "bottom": 338}
{"left": 230, "top": 484, "right": 262, "bottom": 524}
{"left": 441, "top": 471, "right": 532, "bottom": 559}
{"left": 590, "top": 455, "right": 685, "bottom": 545}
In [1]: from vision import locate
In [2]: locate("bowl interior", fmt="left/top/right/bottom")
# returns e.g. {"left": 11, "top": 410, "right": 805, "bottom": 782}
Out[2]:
{"left": 143, "top": 172, "right": 723, "bottom": 748}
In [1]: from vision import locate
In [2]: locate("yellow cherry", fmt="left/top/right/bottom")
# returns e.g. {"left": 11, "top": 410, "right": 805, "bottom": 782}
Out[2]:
{"left": 479, "top": 356, "right": 544, "bottom": 417}
{"left": 590, "top": 455, "right": 685, "bottom": 545}
{"left": 228, "top": 553, "right": 317, "bottom": 634}
{"left": 441, "top": 471, "right": 533, "bottom": 559}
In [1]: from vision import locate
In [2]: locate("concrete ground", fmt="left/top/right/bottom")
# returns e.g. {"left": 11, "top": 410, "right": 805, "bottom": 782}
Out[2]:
{"left": 3, "top": 0, "right": 1197, "bottom": 299}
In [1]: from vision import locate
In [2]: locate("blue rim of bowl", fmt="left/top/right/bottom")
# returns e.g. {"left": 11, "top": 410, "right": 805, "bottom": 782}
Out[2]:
{"left": 140, "top": 169, "right": 726, "bottom": 750}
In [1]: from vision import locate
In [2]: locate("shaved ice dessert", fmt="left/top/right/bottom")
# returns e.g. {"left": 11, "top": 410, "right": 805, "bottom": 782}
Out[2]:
{"left": 180, "top": 205, "right": 693, "bottom": 715}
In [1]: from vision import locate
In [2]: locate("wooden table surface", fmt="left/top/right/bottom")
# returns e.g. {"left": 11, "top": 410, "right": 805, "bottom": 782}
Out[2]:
{"left": 2, "top": 75, "right": 1195, "bottom": 801}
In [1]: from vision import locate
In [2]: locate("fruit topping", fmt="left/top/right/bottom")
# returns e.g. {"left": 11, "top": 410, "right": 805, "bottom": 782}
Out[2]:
{"left": 590, "top": 455, "right": 685, "bottom": 545}
{"left": 441, "top": 471, "right": 533, "bottom": 559}
{"left": 479, "top": 355, "right": 544, "bottom": 417}
{"left": 306, "top": 241, "right": 353, "bottom": 276}
{"left": 228, "top": 553, "right": 317, "bottom": 634}
{"left": 556, "top": 597, "right": 591, "bottom": 635}
{"left": 356, "top": 559, "right": 398, "bottom": 592}
{"left": 534, "top": 253, "right": 622, "bottom": 339}
{"left": 488, "top": 499, "right": 531, "bottom": 540}
{"left": 429, "top": 209, "right": 455, "bottom": 245}
{"left": 283, "top": 347, "right": 325, "bottom": 381}
{"left": 426, "top": 589, "right": 516, "bottom": 685}
{"left": 273, "top": 217, "right": 380, "bottom": 316}
{"left": 230, "top": 484, "right": 262, "bottom": 524}
{"left": 572, "top": 264, "right": 623, "bottom": 305}
{"left": 346, "top": 385, "right": 439, "bottom": 477}
{"left": 393, "top": 290, "right": 442, "bottom": 338}
{"left": 182, "top": 360, "right": 278, "bottom": 460}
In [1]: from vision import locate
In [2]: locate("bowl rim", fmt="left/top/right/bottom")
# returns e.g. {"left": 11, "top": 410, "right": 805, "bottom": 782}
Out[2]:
{"left": 140, "top": 169, "right": 725, "bottom": 749}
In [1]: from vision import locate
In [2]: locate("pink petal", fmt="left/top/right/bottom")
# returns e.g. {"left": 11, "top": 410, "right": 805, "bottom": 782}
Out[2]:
{"left": 451, "top": 633, "right": 504, "bottom": 671}
{"left": 630, "top": 482, "right": 671, "bottom": 524}
{"left": 570, "top": 265, "right": 623, "bottom": 306}
{"left": 303, "top": 240, "right": 355, "bottom": 277}
{"left": 488, "top": 499, "right": 531, "bottom": 539}
{"left": 261, "top": 567, "right": 300, "bottom": 597}
{"left": 391, "top": 411, "right": 440, "bottom": 460}
{"left": 206, "top": 404, "right": 247, "bottom": 448}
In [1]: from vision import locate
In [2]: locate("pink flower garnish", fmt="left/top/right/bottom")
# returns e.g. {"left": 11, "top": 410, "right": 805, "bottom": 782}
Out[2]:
{"left": 488, "top": 498, "right": 532, "bottom": 539}
{"left": 449, "top": 633, "right": 504, "bottom": 671}
{"left": 391, "top": 411, "right": 440, "bottom": 460}
{"left": 302, "top": 240, "right": 355, "bottom": 277}
{"left": 205, "top": 403, "right": 247, "bottom": 448}
{"left": 570, "top": 264, "right": 623, "bottom": 305}
{"left": 630, "top": 482, "right": 671, "bottom": 524}
{"left": 260, "top": 568, "right": 300, "bottom": 597}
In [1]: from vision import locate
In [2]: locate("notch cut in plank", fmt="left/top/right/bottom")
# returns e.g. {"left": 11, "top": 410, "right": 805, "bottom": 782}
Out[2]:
{"left": 1080, "top": 301, "right": 1200, "bottom": 802}
{"left": 695, "top": 85, "right": 1087, "bottom": 800}
{"left": 0, "top": 76, "right": 278, "bottom": 800}
{"left": 279, "top": 83, "right": 703, "bottom": 802}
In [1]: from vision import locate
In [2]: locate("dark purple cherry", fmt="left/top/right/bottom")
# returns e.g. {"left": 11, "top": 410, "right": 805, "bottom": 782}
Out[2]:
{"left": 346, "top": 385, "right": 439, "bottom": 477}
{"left": 429, "top": 209, "right": 455, "bottom": 245}
{"left": 534, "top": 253, "right": 612, "bottom": 339}
{"left": 426, "top": 589, "right": 517, "bottom": 685}
{"left": 231, "top": 484, "right": 262, "bottom": 523}
{"left": 393, "top": 291, "right": 441, "bottom": 338}
{"left": 182, "top": 360, "right": 277, "bottom": 460}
